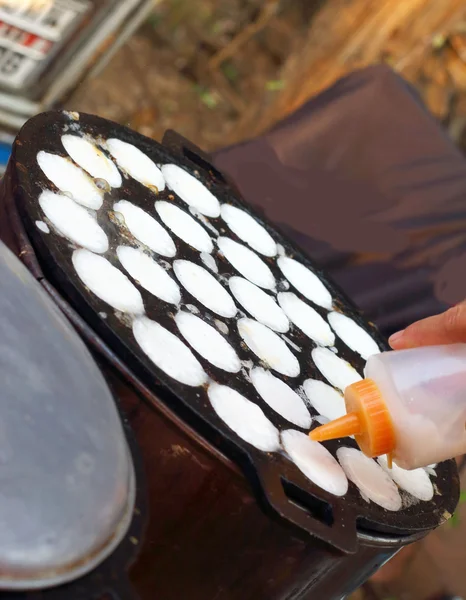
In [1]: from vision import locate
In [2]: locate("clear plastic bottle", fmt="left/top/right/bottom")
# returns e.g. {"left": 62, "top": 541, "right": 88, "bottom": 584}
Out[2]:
{"left": 310, "top": 344, "right": 466, "bottom": 470}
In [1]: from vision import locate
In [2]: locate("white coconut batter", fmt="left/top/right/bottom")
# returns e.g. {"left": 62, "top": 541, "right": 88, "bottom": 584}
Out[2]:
{"left": 377, "top": 455, "right": 434, "bottom": 502}
{"left": 207, "top": 383, "right": 280, "bottom": 451}
{"left": 155, "top": 201, "right": 213, "bottom": 253}
{"left": 303, "top": 379, "right": 347, "bottom": 422}
{"left": 116, "top": 246, "right": 181, "bottom": 305}
{"left": 250, "top": 368, "right": 311, "bottom": 428}
{"left": 220, "top": 204, "right": 277, "bottom": 257}
{"left": 72, "top": 249, "right": 144, "bottom": 314}
{"left": 106, "top": 138, "right": 165, "bottom": 192}
{"left": 229, "top": 276, "right": 289, "bottom": 332}
{"left": 37, "top": 151, "right": 103, "bottom": 210}
{"left": 61, "top": 134, "right": 122, "bottom": 187}
{"left": 328, "top": 312, "right": 380, "bottom": 360}
{"left": 133, "top": 316, "right": 207, "bottom": 386}
{"left": 281, "top": 430, "right": 348, "bottom": 496}
{"left": 217, "top": 237, "right": 275, "bottom": 289}
{"left": 237, "top": 318, "right": 300, "bottom": 377}
{"left": 215, "top": 320, "right": 229, "bottom": 335}
{"left": 277, "top": 257, "right": 332, "bottom": 309}
{"left": 337, "top": 447, "right": 402, "bottom": 511}
{"left": 35, "top": 220, "right": 49, "bottom": 234}
{"left": 278, "top": 292, "right": 335, "bottom": 346}
{"left": 161, "top": 164, "right": 220, "bottom": 217}
{"left": 312, "top": 347, "right": 362, "bottom": 392}
{"left": 424, "top": 464, "right": 437, "bottom": 477}
{"left": 314, "top": 415, "right": 331, "bottom": 425}
{"left": 173, "top": 260, "right": 237, "bottom": 318}
{"left": 200, "top": 252, "right": 218, "bottom": 272}
{"left": 175, "top": 311, "right": 241, "bottom": 373}
{"left": 113, "top": 200, "right": 176, "bottom": 257}
{"left": 189, "top": 208, "right": 219, "bottom": 236}
{"left": 39, "top": 191, "right": 108, "bottom": 254}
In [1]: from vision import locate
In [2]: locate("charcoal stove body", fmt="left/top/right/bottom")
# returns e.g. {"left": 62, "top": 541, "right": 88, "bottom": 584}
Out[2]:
{"left": 0, "top": 110, "right": 459, "bottom": 600}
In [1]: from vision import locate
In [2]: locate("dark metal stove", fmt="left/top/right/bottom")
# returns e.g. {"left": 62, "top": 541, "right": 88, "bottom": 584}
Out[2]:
{"left": 0, "top": 110, "right": 459, "bottom": 600}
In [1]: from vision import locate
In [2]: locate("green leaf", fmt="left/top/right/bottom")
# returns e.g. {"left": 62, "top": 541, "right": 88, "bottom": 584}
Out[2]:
{"left": 266, "top": 79, "right": 285, "bottom": 91}
{"left": 383, "top": 55, "right": 396, "bottom": 67}
{"left": 450, "top": 489, "right": 466, "bottom": 526}
{"left": 449, "top": 512, "right": 460, "bottom": 528}
{"left": 201, "top": 92, "right": 218, "bottom": 109}
{"left": 193, "top": 85, "right": 218, "bottom": 109}
{"left": 146, "top": 12, "right": 161, "bottom": 28}
{"left": 431, "top": 33, "right": 447, "bottom": 50}
{"left": 221, "top": 61, "right": 238, "bottom": 83}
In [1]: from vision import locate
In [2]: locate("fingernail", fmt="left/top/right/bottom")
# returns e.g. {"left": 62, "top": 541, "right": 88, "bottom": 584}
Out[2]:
{"left": 389, "top": 330, "right": 405, "bottom": 346}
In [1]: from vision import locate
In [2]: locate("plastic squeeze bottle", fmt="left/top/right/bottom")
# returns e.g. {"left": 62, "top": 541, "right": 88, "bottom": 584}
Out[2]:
{"left": 309, "top": 344, "right": 466, "bottom": 470}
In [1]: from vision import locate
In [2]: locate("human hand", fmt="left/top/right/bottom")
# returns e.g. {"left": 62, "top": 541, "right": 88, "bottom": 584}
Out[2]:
{"left": 389, "top": 301, "right": 466, "bottom": 349}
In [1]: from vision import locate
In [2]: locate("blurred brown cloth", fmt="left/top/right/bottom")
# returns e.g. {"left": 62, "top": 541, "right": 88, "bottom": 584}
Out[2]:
{"left": 213, "top": 65, "right": 466, "bottom": 337}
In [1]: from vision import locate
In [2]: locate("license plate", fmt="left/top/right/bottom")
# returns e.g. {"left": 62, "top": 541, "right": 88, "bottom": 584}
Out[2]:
{"left": 0, "top": 0, "right": 91, "bottom": 89}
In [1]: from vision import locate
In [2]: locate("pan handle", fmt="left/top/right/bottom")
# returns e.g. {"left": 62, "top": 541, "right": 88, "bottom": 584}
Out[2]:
{"left": 251, "top": 458, "right": 358, "bottom": 555}
{"left": 162, "top": 129, "right": 229, "bottom": 185}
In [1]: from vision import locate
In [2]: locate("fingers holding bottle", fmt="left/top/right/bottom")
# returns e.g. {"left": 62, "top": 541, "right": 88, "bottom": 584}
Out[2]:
{"left": 389, "top": 301, "right": 466, "bottom": 349}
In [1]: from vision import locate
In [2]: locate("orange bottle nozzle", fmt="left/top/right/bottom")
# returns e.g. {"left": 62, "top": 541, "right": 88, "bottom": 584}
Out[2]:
{"left": 309, "top": 378, "right": 396, "bottom": 459}
{"left": 310, "top": 412, "right": 363, "bottom": 442}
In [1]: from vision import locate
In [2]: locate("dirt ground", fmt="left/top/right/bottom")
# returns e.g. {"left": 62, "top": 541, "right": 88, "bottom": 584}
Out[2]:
{"left": 70, "top": 0, "right": 326, "bottom": 151}
{"left": 70, "top": 0, "right": 466, "bottom": 154}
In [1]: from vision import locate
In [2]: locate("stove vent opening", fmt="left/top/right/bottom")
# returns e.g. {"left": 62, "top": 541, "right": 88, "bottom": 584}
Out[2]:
{"left": 281, "top": 477, "right": 334, "bottom": 527}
